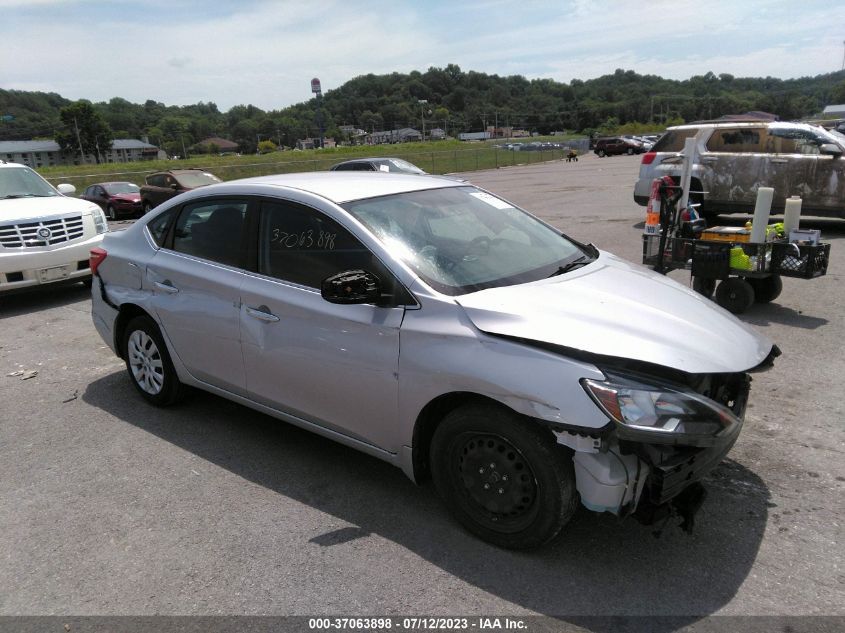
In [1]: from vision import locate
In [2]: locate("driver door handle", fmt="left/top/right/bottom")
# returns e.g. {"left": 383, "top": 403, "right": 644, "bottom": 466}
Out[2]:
{"left": 154, "top": 280, "right": 179, "bottom": 294}
{"left": 246, "top": 305, "right": 280, "bottom": 322}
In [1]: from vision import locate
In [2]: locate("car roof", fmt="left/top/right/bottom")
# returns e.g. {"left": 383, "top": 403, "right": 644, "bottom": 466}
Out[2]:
{"left": 218, "top": 171, "right": 465, "bottom": 204}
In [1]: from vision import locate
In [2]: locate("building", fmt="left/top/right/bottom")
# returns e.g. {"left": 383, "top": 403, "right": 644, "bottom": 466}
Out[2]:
{"left": 190, "top": 136, "right": 239, "bottom": 154}
{"left": 428, "top": 128, "right": 446, "bottom": 140}
{"left": 0, "top": 138, "right": 163, "bottom": 167}
{"left": 822, "top": 104, "right": 845, "bottom": 118}
{"left": 295, "top": 137, "right": 336, "bottom": 150}
{"left": 367, "top": 128, "right": 421, "bottom": 144}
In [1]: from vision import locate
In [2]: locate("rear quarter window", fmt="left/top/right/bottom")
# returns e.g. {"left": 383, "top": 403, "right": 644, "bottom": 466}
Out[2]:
{"left": 652, "top": 129, "right": 699, "bottom": 152}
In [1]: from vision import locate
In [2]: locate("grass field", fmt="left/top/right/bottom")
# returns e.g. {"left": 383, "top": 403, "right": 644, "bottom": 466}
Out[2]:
{"left": 37, "top": 137, "right": 586, "bottom": 191}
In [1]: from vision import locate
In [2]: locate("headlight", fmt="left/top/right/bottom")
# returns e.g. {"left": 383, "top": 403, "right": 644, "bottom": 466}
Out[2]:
{"left": 93, "top": 208, "right": 108, "bottom": 234}
{"left": 581, "top": 372, "right": 741, "bottom": 446}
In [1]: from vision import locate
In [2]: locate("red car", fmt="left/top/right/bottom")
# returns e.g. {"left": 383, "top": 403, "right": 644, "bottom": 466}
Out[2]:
{"left": 81, "top": 181, "right": 143, "bottom": 220}
{"left": 140, "top": 169, "right": 221, "bottom": 213}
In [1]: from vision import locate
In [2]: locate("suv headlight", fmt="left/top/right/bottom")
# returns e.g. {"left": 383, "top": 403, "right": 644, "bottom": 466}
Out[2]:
{"left": 581, "top": 373, "right": 741, "bottom": 447}
{"left": 93, "top": 208, "right": 108, "bottom": 234}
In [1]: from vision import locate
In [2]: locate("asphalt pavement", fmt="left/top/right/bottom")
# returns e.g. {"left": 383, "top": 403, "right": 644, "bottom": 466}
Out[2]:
{"left": 0, "top": 153, "right": 842, "bottom": 627}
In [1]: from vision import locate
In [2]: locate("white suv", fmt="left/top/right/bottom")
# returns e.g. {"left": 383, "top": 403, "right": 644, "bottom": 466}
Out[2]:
{"left": 1, "top": 161, "right": 108, "bottom": 293}
{"left": 633, "top": 121, "right": 845, "bottom": 221}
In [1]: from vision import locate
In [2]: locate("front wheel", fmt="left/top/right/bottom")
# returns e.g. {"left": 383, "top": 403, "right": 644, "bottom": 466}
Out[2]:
{"left": 597, "top": 149, "right": 606, "bottom": 157}
{"left": 627, "top": 147, "right": 634, "bottom": 155}
{"left": 122, "top": 315, "right": 184, "bottom": 406}
{"left": 143, "top": 201, "right": 153, "bottom": 215}
{"left": 430, "top": 403, "right": 578, "bottom": 549}
{"left": 106, "top": 204, "right": 117, "bottom": 220}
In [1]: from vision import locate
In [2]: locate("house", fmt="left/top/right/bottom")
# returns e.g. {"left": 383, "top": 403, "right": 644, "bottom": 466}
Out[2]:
{"left": 0, "top": 138, "right": 162, "bottom": 167}
{"left": 428, "top": 128, "right": 446, "bottom": 140}
{"left": 367, "top": 128, "right": 421, "bottom": 144}
{"left": 822, "top": 104, "right": 845, "bottom": 118}
{"left": 295, "top": 137, "right": 336, "bottom": 150}
{"left": 191, "top": 136, "right": 239, "bottom": 154}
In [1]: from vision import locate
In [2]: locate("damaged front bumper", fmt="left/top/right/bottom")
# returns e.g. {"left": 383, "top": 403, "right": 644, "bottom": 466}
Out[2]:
{"left": 551, "top": 366, "right": 759, "bottom": 531}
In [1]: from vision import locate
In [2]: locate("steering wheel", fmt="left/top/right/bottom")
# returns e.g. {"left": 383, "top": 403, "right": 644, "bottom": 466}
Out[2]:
{"left": 466, "top": 235, "right": 492, "bottom": 257}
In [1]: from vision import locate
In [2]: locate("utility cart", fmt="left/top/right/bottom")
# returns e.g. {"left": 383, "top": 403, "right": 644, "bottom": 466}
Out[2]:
{"left": 641, "top": 178, "right": 831, "bottom": 314}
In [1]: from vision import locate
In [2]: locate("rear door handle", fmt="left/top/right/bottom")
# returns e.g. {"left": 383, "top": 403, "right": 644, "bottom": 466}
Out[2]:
{"left": 246, "top": 305, "right": 280, "bottom": 322}
{"left": 154, "top": 280, "right": 179, "bottom": 294}
{"left": 770, "top": 158, "right": 788, "bottom": 164}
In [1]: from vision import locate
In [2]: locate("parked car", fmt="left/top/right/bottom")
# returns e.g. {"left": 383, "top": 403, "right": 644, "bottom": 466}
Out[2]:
{"left": 593, "top": 137, "right": 644, "bottom": 156}
{"left": 81, "top": 181, "right": 142, "bottom": 220}
{"left": 139, "top": 169, "right": 221, "bottom": 213}
{"left": 1, "top": 160, "right": 108, "bottom": 293}
{"left": 633, "top": 121, "right": 845, "bottom": 221}
{"left": 329, "top": 157, "right": 427, "bottom": 174}
{"left": 90, "top": 172, "right": 776, "bottom": 549}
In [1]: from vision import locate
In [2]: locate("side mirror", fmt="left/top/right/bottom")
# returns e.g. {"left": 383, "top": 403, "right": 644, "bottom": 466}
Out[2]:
{"left": 170, "top": 183, "right": 180, "bottom": 190}
{"left": 819, "top": 143, "right": 843, "bottom": 157}
{"left": 57, "top": 183, "right": 76, "bottom": 195}
{"left": 321, "top": 270, "right": 381, "bottom": 305}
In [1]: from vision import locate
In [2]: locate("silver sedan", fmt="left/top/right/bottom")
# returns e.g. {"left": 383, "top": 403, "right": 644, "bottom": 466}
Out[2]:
{"left": 90, "top": 172, "right": 774, "bottom": 548}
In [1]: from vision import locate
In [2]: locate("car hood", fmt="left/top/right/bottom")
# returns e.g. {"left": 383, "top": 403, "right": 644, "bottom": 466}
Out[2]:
{"left": 113, "top": 193, "right": 141, "bottom": 202}
{"left": 455, "top": 251, "right": 774, "bottom": 374}
{"left": 0, "top": 195, "right": 99, "bottom": 222}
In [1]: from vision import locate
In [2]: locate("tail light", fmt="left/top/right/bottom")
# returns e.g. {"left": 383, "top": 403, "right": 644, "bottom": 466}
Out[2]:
{"left": 641, "top": 152, "right": 657, "bottom": 165}
{"left": 90, "top": 247, "right": 107, "bottom": 275}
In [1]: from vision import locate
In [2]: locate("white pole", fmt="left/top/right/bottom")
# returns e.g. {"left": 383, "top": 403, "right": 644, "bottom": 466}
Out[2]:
{"left": 678, "top": 136, "right": 697, "bottom": 213}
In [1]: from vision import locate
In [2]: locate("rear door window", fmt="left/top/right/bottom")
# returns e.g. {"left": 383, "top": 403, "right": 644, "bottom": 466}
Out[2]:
{"left": 705, "top": 128, "right": 765, "bottom": 153}
{"left": 171, "top": 200, "right": 249, "bottom": 268}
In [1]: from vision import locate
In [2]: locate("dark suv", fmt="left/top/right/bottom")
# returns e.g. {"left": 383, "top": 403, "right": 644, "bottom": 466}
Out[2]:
{"left": 140, "top": 169, "right": 221, "bottom": 213}
{"left": 593, "top": 137, "right": 644, "bottom": 157}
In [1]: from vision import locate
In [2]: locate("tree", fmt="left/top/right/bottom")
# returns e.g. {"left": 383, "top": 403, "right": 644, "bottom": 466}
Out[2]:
{"left": 257, "top": 140, "right": 277, "bottom": 154}
{"left": 55, "top": 100, "right": 113, "bottom": 163}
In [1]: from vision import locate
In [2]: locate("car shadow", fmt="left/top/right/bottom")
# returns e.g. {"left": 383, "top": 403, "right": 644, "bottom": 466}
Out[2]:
{"left": 83, "top": 374, "right": 770, "bottom": 630}
{"left": 0, "top": 282, "right": 90, "bottom": 320}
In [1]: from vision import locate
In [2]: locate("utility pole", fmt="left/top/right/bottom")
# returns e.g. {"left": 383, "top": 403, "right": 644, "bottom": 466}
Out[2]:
{"left": 841, "top": 40, "right": 845, "bottom": 70}
{"left": 418, "top": 99, "right": 428, "bottom": 142}
{"left": 73, "top": 117, "right": 85, "bottom": 164}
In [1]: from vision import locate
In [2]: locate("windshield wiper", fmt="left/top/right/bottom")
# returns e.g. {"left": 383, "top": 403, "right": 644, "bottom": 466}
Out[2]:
{"left": 548, "top": 255, "right": 590, "bottom": 277}
{"left": 1, "top": 193, "right": 50, "bottom": 199}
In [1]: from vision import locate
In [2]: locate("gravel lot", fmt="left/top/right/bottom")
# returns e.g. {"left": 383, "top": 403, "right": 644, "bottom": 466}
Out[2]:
{"left": 1, "top": 154, "right": 843, "bottom": 625}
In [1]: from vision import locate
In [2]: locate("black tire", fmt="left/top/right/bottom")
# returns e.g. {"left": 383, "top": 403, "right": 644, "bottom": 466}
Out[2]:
{"left": 627, "top": 147, "right": 634, "bottom": 155}
{"left": 748, "top": 275, "right": 783, "bottom": 303}
{"left": 715, "top": 278, "right": 755, "bottom": 314}
{"left": 597, "top": 149, "right": 606, "bottom": 157}
{"left": 430, "top": 403, "right": 578, "bottom": 549}
{"left": 692, "top": 277, "right": 716, "bottom": 299}
{"left": 106, "top": 204, "right": 117, "bottom": 220}
{"left": 122, "top": 315, "right": 184, "bottom": 406}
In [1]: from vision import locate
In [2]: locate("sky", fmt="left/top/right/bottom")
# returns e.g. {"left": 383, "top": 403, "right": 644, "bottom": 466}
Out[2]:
{"left": 1, "top": 0, "right": 844, "bottom": 113}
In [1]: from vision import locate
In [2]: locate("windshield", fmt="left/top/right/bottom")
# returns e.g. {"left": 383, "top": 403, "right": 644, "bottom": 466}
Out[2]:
{"left": 0, "top": 166, "right": 59, "bottom": 200}
{"left": 343, "top": 186, "right": 589, "bottom": 296}
{"left": 104, "top": 182, "right": 140, "bottom": 195}
{"left": 175, "top": 172, "right": 221, "bottom": 188}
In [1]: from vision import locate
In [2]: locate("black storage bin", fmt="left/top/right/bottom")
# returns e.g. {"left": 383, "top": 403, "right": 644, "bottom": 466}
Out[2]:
{"left": 691, "top": 241, "right": 731, "bottom": 280}
{"left": 770, "top": 242, "right": 831, "bottom": 279}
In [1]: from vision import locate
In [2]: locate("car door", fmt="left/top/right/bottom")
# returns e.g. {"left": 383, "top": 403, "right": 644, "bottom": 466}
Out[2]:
{"left": 699, "top": 127, "right": 767, "bottom": 209}
{"left": 239, "top": 197, "right": 406, "bottom": 451}
{"left": 146, "top": 198, "right": 252, "bottom": 395}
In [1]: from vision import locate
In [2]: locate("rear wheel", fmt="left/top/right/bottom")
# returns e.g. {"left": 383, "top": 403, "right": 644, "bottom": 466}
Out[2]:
{"left": 715, "top": 278, "right": 755, "bottom": 314}
{"left": 748, "top": 275, "right": 783, "bottom": 303}
{"left": 692, "top": 277, "right": 716, "bottom": 299}
{"left": 597, "top": 149, "right": 606, "bottom": 157}
{"left": 627, "top": 147, "right": 634, "bottom": 155}
{"left": 430, "top": 403, "right": 578, "bottom": 549}
{"left": 122, "top": 315, "right": 184, "bottom": 406}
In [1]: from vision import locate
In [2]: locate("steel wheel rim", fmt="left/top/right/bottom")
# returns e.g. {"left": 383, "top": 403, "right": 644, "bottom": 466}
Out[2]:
{"left": 128, "top": 330, "right": 164, "bottom": 395}
{"left": 449, "top": 432, "right": 540, "bottom": 533}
